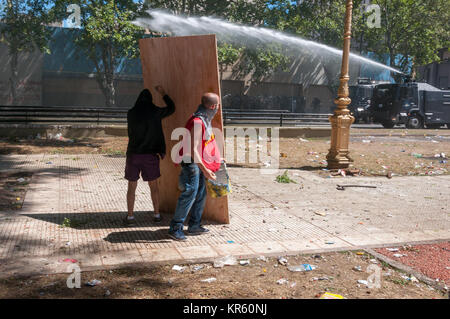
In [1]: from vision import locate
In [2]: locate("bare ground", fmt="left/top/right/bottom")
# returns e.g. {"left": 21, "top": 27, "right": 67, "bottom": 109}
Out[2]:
{"left": 0, "top": 128, "right": 449, "bottom": 178}
{"left": 0, "top": 250, "right": 447, "bottom": 299}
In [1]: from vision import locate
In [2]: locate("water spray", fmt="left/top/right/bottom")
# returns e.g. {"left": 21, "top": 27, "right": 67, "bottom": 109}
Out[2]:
{"left": 133, "top": 10, "right": 403, "bottom": 75}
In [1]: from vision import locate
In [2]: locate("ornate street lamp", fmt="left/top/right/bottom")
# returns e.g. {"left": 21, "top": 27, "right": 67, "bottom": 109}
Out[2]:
{"left": 326, "top": 0, "right": 355, "bottom": 169}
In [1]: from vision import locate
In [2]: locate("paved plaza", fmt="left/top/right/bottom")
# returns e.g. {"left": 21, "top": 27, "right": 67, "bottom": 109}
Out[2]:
{"left": 0, "top": 154, "right": 449, "bottom": 278}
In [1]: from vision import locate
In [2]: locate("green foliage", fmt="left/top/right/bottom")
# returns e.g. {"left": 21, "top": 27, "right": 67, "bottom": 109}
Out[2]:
{"left": 0, "top": 0, "right": 55, "bottom": 104}
{"left": 149, "top": 0, "right": 289, "bottom": 82}
{"left": 217, "top": 42, "right": 242, "bottom": 80}
{"left": 54, "top": 0, "right": 148, "bottom": 107}
{"left": 61, "top": 217, "right": 71, "bottom": 228}
{"left": 363, "top": 0, "right": 449, "bottom": 75}
{"left": 276, "top": 170, "right": 297, "bottom": 184}
{"left": 0, "top": 0, "right": 54, "bottom": 54}
{"left": 267, "top": 0, "right": 449, "bottom": 77}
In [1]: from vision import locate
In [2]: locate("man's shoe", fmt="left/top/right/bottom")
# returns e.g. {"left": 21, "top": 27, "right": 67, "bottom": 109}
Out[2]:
{"left": 187, "top": 225, "right": 210, "bottom": 236}
{"left": 168, "top": 229, "right": 187, "bottom": 241}
{"left": 153, "top": 214, "right": 162, "bottom": 223}
{"left": 124, "top": 215, "right": 135, "bottom": 226}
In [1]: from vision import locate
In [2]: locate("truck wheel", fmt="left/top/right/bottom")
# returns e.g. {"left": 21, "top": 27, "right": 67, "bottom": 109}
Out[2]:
{"left": 406, "top": 115, "right": 423, "bottom": 129}
{"left": 382, "top": 120, "right": 395, "bottom": 129}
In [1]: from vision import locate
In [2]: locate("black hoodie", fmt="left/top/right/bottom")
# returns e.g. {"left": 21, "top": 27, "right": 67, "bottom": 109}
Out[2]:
{"left": 126, "top": 89, "right": 175, "bottom": 156}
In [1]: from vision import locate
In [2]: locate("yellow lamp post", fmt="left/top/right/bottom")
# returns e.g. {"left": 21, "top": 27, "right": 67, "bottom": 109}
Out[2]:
{"left": 326, "top": 0, "right": 355, "bottom": 169}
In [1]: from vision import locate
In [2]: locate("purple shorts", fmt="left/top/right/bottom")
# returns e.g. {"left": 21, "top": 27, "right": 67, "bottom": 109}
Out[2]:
{"left": 125, "top": 154, "right": 161, "bottom": 182}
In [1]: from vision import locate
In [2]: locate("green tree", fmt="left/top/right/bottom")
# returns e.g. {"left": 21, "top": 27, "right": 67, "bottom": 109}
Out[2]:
{"left": 217, "top": 42, "right": 242, "bottom": 82}
{"left": 55, "top": 0, "right": 147, "bottom": 107}
{"left": 364, "top": 0, "right": 449, "bottom": 77}
{"left": 0, "top": 0, "right": 54, "bottom": 105}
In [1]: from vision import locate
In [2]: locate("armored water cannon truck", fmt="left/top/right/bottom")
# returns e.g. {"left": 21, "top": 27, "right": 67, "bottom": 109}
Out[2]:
{"left": 348, "top": 78, "right": 390, "bottom": 123}
{"left": 368, "top": 80, "right": 450, "bottom": 129}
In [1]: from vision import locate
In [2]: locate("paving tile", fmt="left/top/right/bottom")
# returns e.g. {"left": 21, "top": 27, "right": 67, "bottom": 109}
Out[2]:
{"left": 246, "top": 241, "right": 286, "bottom": 255}
{"left": 100, "top": 250, "right": 144, "bottom": 266}
{"left": 212, "top": 243, "right": 254, "bottom": 257}
{"left": 1, "top": 155, "right": 449, "bottom": 277}
{"left": 176, "top": 245, "right": 219, "bottom": 260}
{"left": 139, "top": 247, "right": 183, "bottom": 262}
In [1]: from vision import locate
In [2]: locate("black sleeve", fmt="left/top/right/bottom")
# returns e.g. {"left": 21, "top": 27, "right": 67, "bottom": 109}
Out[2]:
{"left": 156, "top": 95, "right": 175, "bottom": 119}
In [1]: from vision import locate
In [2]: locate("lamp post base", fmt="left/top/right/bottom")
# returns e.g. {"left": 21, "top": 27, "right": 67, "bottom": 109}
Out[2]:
{"left": 326, "top": 111, "right": 355, "bottom": 170}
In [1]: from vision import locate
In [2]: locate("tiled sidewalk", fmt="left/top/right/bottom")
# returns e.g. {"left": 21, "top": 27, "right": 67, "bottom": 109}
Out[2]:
{"left": 0, "top": 154, "right": 449, "bottom": 277}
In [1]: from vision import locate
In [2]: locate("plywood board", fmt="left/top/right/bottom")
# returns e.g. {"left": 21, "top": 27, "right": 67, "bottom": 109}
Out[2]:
{"left": 139, "top": 34, "right": 229, "bottom": 224}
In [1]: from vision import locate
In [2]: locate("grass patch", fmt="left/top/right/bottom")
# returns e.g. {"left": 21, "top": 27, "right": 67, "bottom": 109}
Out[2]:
{"left": 276, "top": 170, "right": 297, "bottom": 184}
{"left": 60, "top": 218, "right": 89, "bottom": 228}
{"left": 387, "top": 277, "right": 410, "bottom": 286}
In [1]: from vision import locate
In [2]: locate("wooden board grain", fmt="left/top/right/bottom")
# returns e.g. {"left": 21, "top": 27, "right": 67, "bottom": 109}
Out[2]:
{"left": 139, "top": 34, "right": 229, "bottom": 224}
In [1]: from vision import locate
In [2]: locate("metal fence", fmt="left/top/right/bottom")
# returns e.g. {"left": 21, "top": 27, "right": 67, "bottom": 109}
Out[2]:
{"left": 0, "top": 106, "right": 332, "bottom": 126}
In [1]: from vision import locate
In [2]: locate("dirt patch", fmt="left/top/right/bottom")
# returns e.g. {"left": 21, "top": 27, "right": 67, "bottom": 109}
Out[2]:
{"left": 0, "top": 171, "right": 33, "bottom": 211}
{"left": 0, "top": 251, "right": 447, "bottom": 299}
{"left": 375, "top": 242, "right": 450, "bottom": 286}
{"left": 0, "top": 129, "right": 449, "bottom": 177}
{"left": 0, "top": 136, "right": 128, "bottom": 156}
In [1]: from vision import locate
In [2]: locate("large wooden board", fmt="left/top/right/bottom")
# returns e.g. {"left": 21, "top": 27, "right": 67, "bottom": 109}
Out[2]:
{"left": 139, "top": 34, "right": 229, "bottom": 224}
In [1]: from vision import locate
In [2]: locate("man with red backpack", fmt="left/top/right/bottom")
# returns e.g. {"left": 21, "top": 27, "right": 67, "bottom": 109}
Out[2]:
{"left": 168, "top": 93, "right": 222, "bottom": 241}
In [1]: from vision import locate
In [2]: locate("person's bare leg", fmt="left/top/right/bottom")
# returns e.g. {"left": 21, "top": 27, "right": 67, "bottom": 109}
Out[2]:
{"left": 127, "top": 181, "right": 138, "bottom": 217}
{"left": 148, "top": 180, "right": 160, "bottom": 216}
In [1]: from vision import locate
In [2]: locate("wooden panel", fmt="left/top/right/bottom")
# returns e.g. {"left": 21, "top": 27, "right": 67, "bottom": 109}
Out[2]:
{"left": 139, "top": 35, "right": 229, "bottom": 224}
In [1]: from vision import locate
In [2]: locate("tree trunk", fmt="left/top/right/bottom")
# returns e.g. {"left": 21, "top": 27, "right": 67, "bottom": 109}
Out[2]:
{"left": 9, "top": 50, "right": 19, "bottom": 106}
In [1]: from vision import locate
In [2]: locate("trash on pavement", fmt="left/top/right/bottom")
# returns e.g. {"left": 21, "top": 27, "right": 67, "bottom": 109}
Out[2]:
{"left": 288, "top": 264, "right": 317, "bottom": 272}
{"left": 319, "top": 292, "right": 345, "bottom": 299}
{"left": 393, "top": 254, "right": 406, "bottom": 258}
{"left": 314, "top": 211, "right": 327, "bottom": 217}
{"left": 257, "top": 256, "right": 268, "bottom": 262}
{"left": 386, "top": 248, "right": 399, "bottom": 252}
{"left": 357, "top": 280, "right": 369, "bottom": 287}
{"left": 192, "top": 265, "right": 204, "bottom": 272}
{"left": 172, "top": 265, "right": 186, "bottom": 272}
{"left": 62, "top": 258, "right": 78, "bottom": 263}
{"left": 353, "top": 266, "right": 363, "bottom": 272}
{"left": 200, "top": 277, "right": 217, "bottom": 283}
{"left": 240, "top": 260, "right": 250, "bottom": 266}
{"left": 104, "top": 290, "right": 111, "bottom": 297}
{"left": 276, "top": 279, "right": 289, "bottom": 285}
{"left": 369, "top": 259, "right": 378, "bottom": 264}
{"left": 213, "top": 255, "right": 237, "bottom": 268}
{"left": 17, "top": 178, "right": 25, "bottom": 183}
{"left": 312, "top": 276, "right": 330, "bottom": 281}
{"left": 86, "top": 279, "right": 101, "bottom": 287}
{"left": 278, "top": 257, "right": 288, "bottom": 266}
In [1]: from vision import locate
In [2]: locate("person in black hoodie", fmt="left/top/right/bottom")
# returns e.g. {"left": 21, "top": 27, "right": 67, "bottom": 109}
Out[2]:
{"left": 124, "top": 85, "right": 175, "bottom": 225}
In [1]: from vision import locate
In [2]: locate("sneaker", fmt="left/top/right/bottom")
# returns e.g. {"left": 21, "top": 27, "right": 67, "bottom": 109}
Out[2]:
{"left": 124, "top": 215, "right": 135, "bottom": 226}
{"left": 187, "top": 225, "right": 210, "bottom": 236}
{"left": 168, "top": 229, "right": 187, "bottom": 241}
{"left": 153, "top": 214, "right": 162, "bottom": 223}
